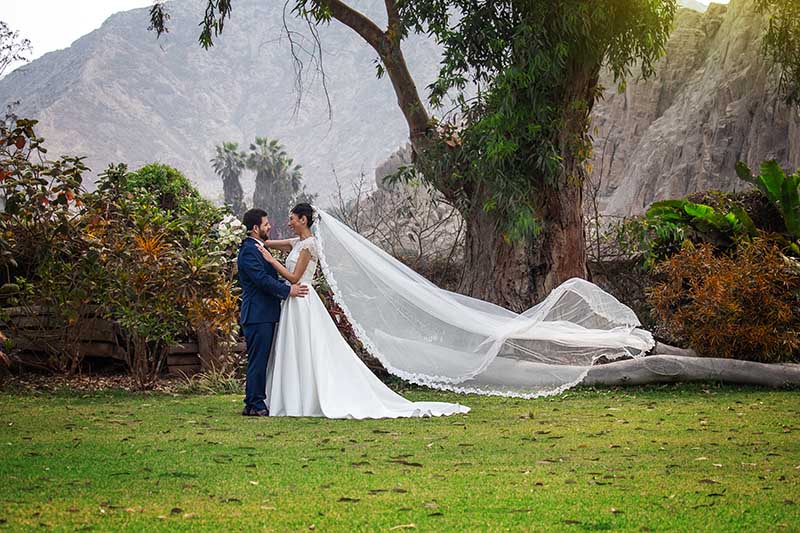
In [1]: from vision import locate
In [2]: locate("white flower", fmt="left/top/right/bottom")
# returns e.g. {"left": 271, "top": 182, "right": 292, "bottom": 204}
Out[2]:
{"left": 215, "top": 215, "right": 247, "bottom": 249}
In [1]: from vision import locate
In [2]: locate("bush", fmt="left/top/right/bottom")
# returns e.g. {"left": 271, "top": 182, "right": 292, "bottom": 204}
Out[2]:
{"left": 736, "top": 160, "right": 800, "bottom": 248}
{"left": 648, "top": 238, "right": 800, "bottom": 362}
{"left": 0, "top": 119, "right": 242, "bottom": 386}
{"left": 127, "top": 163, "right": 201, "bottom": 212}
{"left": 84, "top": 165, "right": 240, "bottom": 388}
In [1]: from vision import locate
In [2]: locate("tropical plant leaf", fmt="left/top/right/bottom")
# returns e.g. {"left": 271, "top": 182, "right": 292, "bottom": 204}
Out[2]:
{"left": 758, "top": 160, "right": 786, "bottom": 201}
{"left": 780, "top": 170, "right": 800, "bottom": 237}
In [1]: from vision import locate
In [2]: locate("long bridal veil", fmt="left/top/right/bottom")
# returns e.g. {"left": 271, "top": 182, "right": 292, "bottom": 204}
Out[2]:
{"left": 312, "top": 208, "right": 654, "bottom": 398}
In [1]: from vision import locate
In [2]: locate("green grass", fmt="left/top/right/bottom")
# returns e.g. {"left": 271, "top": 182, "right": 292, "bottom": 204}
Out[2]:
{"left": 0, "top": 384, "right": 798, "bottom": 531}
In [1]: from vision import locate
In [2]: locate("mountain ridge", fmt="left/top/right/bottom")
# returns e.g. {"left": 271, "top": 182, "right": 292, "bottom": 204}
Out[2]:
{"left": 1, "top": 0, "right": 793, "bottom": 216}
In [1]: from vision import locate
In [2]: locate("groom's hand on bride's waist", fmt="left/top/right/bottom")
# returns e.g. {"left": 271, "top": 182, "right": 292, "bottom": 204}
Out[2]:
{"left": 290, "top": 284, "right": 309, "bottom": 298}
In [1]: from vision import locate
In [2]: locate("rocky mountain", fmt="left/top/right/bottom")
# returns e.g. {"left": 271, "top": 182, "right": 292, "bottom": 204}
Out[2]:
{"left": 0, "top": 0, "right": 442, "bottom": 203}
{"left": 0, "top": 0, "right": 794, "bottom": 216}
{"left": 590, "top": 0, "right": 800, "bottom": 217}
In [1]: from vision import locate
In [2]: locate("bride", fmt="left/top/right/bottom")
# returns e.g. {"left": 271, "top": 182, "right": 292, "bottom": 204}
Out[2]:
{"left": 257, "top": 203, "right": 470, "bottom": 419}
{"left": 258, "top": 202, "right": 653, "bottom": 416}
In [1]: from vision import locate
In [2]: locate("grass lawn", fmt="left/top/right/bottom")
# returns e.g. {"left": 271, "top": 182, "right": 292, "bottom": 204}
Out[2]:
{"left": 0, "top": 383, "right": 798, "bottom": 531}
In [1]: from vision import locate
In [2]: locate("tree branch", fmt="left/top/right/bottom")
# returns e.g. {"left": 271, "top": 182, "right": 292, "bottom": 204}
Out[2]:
{"left": 324, "top": 0, "right": 386, "bottom": 50}
{"left": 323, "top": 0, "right": 431, "bottom": 140}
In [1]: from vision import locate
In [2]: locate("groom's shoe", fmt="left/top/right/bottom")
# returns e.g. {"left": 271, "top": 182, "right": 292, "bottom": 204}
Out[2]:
{"left": 242, "top": 406, "right": 270, "bottom": 417}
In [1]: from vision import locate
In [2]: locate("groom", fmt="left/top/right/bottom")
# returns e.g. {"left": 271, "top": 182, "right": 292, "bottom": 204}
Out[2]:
{"left": 238, "top": 208, "right": 308, "bottom": 416}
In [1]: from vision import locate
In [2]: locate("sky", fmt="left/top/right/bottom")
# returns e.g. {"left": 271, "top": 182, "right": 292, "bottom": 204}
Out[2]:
{"left": 1, "top": 0, "right": 154, "bottom": 75}
{"left": 1, "top": 0, "right": 730, "bottom": 76}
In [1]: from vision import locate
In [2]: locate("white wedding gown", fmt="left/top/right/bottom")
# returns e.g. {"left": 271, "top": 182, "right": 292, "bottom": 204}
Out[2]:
{"left": 265, "top": 236, "right": 470, "bottom": 419}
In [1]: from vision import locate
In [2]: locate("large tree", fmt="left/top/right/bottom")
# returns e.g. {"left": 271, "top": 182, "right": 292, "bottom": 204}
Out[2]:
{"left": 211, "top": 141, "right": 247, "bottom": 217}
{"left": 150, "top": 1, "right": 673, "bottom": 309}
{"left": 247, "top": 136, "right": 315, "bottom": 238}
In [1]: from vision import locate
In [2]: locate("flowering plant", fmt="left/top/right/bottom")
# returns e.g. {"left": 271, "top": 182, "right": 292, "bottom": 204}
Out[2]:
{"left": 215, "top": 214, "right": 247, "bottom": 251}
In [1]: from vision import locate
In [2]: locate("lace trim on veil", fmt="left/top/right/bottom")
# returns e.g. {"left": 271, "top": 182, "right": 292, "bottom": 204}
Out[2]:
{"left": 311, "top": 207, "right": 653, "bottom": 399}
{"left": 312, "top": 215, "right": 461, "bottom": 388}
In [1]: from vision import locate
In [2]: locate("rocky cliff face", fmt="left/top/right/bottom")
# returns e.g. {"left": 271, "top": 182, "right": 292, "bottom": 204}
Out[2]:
{"left": 590, "top": 0, "right": 800, "bottom": 217}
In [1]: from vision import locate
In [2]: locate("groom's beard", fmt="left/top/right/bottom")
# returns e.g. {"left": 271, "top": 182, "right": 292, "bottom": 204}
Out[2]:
{"left": 259, "top": 228, "right": 270, "bottom": 241}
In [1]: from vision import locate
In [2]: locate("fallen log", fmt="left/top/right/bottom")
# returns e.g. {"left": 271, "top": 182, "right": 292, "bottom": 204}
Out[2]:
{"left": 583, "top": 355, "right": 800, "bottom": 388}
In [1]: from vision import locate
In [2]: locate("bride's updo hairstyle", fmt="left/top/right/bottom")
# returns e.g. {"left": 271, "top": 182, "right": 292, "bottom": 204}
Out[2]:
{"left": 291, "top": 203, "right": 314, "bottom": 228}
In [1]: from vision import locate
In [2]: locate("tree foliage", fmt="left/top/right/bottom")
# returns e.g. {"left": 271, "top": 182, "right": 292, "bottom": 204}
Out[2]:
{"left": 755, "top": 0, "right": 800, "bottom": 106}
{"left": 148, "top": 1, "right": 675, "bottom": 239}
{"left": 393, "top": 0, "right": 676, "bottom": 238}
{"left": 247, "top": 136, "right": 315, "bottom": 237}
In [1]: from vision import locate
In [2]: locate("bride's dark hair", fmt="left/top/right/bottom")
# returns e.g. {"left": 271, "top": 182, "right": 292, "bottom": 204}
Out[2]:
{"left": 291, "top": 203, "right": 314, "bottom": 228}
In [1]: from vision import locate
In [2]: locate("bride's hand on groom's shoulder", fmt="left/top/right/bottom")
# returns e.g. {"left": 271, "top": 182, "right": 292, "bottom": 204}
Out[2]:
{"left": 290, "top": 284, "right": 309, "bottom": 298}
{"left": 256, "top": 244, "right": 275, "bottom": 264}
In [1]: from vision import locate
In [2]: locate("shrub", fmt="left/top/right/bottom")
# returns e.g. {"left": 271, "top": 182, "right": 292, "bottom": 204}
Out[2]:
{"left": 610, "top": 197, "right": 756, "bottom": 271}
{"left": 648, "top": 238, "right": 800, "bottom": 362}
{"left": 736, "top": 160, "right": 800, "bottom": 248}
{"left": 0, "top": 119, "right": 241, "bottom": 385}
{"left": 0, "top": 118, "right": 94, "bottom": 373}
{"left": 127, "top": 163, "right": 200, "bottom": 212}
{"left": 84, "top": 165, "right": 239, "bottom": 388}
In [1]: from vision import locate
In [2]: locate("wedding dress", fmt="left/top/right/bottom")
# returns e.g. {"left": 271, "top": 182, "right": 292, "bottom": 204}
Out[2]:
{"left": 303, "top": 208, "right": 655, "bottom": 399}
{"left": 265, "top": 235, "right": 470, "bottom": 418}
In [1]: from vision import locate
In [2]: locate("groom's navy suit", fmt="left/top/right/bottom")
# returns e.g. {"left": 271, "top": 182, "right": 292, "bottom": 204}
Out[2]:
{"left": 238, "top": 237, "right": 291, "bottom": 412}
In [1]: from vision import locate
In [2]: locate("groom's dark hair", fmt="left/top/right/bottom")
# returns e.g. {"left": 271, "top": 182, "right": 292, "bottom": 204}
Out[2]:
{"left": 243, "top": 208, "right": 268, "bottom": 232}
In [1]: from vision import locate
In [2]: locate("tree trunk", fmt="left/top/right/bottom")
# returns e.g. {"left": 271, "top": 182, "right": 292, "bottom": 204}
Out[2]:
{"left": 459, "top": 197, "right": 531, "bottom": 311}
{"left": 457, "top": 180, "right": 587, "bottom": 311}
{"left": 584, "top": 355, "right": 800, "bottom": 388}
{"left": 529, "top": 176, "right": 588, "bottom": 302}
{"left": 223, "top": 175, "right": 245, "bottom": 217}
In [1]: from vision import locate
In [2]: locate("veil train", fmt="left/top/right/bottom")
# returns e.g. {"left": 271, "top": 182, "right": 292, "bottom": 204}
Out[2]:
{"left": 311, "top": 207, "right": 654, "bottom": 398}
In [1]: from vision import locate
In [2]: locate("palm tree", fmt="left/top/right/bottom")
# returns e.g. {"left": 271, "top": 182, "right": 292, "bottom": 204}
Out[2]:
{"left": 211, "top": 142, "right": 246, "bottom": 217}
{"left": 247, "top": 137, "right": 315, "bottom": 237}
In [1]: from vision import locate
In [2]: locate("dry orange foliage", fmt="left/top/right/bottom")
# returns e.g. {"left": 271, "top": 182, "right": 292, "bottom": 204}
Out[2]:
{"left": 648, "top": 238, "right": 800, "bottom": 362}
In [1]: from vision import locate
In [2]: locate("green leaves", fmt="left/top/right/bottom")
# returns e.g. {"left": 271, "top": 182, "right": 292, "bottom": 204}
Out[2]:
{"left": 736, "top": 160, "right": 800, "bottom": 240}
{"left": 397, "top": 0, "right": 677, "bottom": 239}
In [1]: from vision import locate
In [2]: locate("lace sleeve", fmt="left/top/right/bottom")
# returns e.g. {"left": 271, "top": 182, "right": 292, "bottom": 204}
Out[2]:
{"left": 295, "top": 237, "right": 318, "bottom": 259}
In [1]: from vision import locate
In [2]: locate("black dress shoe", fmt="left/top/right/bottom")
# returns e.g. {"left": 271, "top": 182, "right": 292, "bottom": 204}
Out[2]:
{"left": 242, "top": 406, "right": 269, "bottom": 416}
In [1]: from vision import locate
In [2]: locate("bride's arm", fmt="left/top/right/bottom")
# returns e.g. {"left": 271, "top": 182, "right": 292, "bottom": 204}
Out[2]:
{"left": 256, "top": 245, "right": 312, "bottom": 284}
{"left": 263, "top": 239, "right": 294, "bottom": 253}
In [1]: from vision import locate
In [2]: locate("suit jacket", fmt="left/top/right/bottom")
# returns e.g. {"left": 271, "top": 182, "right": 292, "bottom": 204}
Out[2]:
{"left": 237, "top": 237, "right": 291, "bottom": 325}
